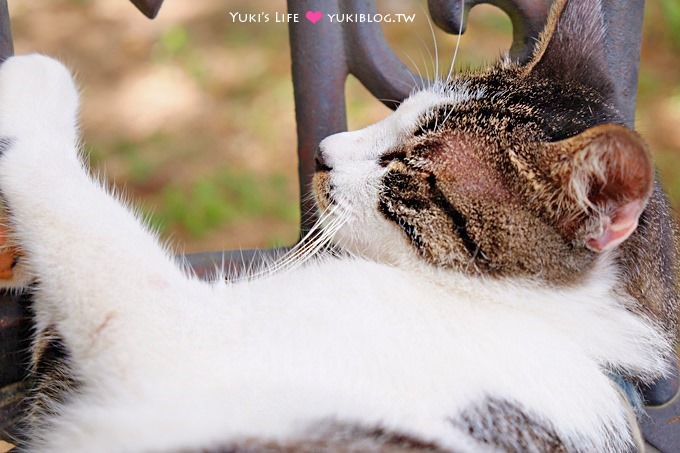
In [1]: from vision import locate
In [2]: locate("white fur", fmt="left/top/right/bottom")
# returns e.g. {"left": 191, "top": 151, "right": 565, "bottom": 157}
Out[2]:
{"left": 0, "top": 56, "right": 668, "bottom": 452}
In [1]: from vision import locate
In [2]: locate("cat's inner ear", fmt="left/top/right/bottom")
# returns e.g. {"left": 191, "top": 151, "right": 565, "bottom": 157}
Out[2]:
{"left": 544, "top": 124, "right": 653, "bottom": 253}
{"left": 522, "top": 0, "right": 610, "bottom": 94}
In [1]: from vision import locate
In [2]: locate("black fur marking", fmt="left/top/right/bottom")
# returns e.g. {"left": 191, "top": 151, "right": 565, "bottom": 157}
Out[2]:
{"left": 378, "top": 149, "right": 408, "bottom": 168}
{"left": 378, "top": 197, "right": 427, "bottom": 254}
{"left": 381, "top": 170, "right": 429, "bottom": 211}
{"left": 32, "top": 334, "right": 68, "bottom": 376}
{"left": 450, "top": 398, "right": 569, "bottom": 452}
{"left": 0, "top": 136, "right": 13, "bottom": 158}
{"left": 380, "top": 168, "right": 491, "bottom": 266}
{"left": 426, "top": 173, "right": 487, "bottom": 264}
{"left": 203, "top": 423, "right": 445, "bottom": 452}
{"left": 379, "top": 170, "right": 433, "bottom": 255}
{"left": 15, "top": 327, "right": 80, "bottom": 449}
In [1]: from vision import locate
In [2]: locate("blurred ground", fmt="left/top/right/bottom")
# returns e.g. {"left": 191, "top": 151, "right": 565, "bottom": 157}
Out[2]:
{"left": 5, "top": 0, "right": 680, "bottom": 256}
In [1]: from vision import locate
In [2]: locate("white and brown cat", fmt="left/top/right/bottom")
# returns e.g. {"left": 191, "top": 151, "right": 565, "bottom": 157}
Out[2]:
{"left": 0, "top": 0, "right": 676, "bottom": 451}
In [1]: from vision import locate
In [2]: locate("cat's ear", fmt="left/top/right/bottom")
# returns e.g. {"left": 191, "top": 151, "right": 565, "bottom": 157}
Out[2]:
{"left": 544, "top": 124, "right": 653, "bottom": 253}
{"left": 521, "top": 0, "right": 610, "bottom": 94}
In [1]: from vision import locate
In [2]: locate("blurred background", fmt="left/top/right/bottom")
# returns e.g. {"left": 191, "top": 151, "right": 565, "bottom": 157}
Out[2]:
{"left": 5, "top": 0, "right": 680, "bottom": 254}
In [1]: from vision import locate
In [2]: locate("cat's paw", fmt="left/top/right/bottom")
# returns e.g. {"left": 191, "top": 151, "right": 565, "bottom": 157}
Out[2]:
{"left": 0, "top": 54, "right": 79, "bottom": 142}
{"left": 0, "top": 55, "right": 81, "bottom": 190}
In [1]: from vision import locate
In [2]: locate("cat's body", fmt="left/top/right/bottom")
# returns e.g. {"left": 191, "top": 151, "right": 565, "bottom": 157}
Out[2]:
{"left": 0, "top": 0, "right": 677, "bottom": 451}
{"left": 13, "top": 255, "right": 667, "bottom": 451}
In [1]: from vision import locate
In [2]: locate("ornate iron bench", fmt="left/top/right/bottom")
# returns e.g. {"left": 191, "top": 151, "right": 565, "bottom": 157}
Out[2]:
{"left": 0, "top": 0, "right": 678, "bottom": 450}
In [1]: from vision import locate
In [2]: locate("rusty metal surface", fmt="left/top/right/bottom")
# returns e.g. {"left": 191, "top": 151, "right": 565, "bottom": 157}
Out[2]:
{"left": 287, "top": 0, "right": 349, "bottom": 236}
{"left": 129, "top": 0, "right": 164, "bottom": 19}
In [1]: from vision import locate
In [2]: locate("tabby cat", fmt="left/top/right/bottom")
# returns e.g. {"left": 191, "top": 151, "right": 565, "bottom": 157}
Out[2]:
{"left": 0, "top": 0, "right": 677, "bottom": 451}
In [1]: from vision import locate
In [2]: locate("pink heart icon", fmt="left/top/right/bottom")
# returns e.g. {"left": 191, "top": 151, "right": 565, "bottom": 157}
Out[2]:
{"left": 305, "top": 10, "right": 323, "bottom": 24}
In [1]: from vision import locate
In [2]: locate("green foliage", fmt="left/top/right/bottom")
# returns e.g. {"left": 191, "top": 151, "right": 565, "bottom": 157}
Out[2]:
{"left": 659, "top": 0, "right": 680, "bottom": 48}
{"left": 153, "top": 25, "right": 207, "bottom": 85}
{"left": 637, "top": 68, "right": 660, "bottom": 102}
{"left": 149, "top": 168, "right": 298, "bottom": 239}
{"left": 655, "top": 152, "right": 680, "bottom": 209}
{"left": 114, "top": 139, "right": 153, "bottom": 184}
{"left": 159, "top": 25, "right": 190, "bottom": 58}
{"left": 472, "top": 5, "right": 512, "bottom": 34}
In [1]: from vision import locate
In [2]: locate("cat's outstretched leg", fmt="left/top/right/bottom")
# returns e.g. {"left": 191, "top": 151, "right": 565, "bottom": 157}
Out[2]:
{"left": 0, "top": 55, "right": 194, "bottom": 372}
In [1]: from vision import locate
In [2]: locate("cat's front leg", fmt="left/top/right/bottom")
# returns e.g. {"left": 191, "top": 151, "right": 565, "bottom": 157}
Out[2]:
{"left": 0, "top": 55, "right": 194, "bottom": 370}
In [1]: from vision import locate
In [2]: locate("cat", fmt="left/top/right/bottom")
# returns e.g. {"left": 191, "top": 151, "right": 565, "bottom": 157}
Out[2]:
{"left": 0, "top": 0, "right": 676, "bottom": 451}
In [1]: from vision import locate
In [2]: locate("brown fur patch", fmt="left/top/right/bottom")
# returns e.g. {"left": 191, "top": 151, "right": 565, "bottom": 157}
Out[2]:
{"left": 187, "top": 423, "right": 446, "bottom": 452}
{"left": 15, "top": 327, "right": 79, "bottom": 448}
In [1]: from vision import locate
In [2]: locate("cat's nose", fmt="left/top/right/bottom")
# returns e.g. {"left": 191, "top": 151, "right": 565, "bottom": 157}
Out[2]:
{"left": 315, "top": 144, "right": 332, "bottom": 172}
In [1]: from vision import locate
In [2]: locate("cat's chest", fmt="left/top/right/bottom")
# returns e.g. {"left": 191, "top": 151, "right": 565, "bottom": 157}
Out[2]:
{"left": 210, "top": 258, "right": 637, "bottom": 376}
{"left": 190, "top": 262, "right": 616, "bottom": 401}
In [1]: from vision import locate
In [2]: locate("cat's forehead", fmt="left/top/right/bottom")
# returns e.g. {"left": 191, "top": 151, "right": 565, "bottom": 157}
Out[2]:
{"left": 398, "top": 83, "right": 486, "bottom": 122}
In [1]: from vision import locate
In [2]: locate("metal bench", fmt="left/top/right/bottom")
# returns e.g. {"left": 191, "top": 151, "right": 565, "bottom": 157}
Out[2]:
{"left": 0, "top": 0, "right": 678, "bottom": 450}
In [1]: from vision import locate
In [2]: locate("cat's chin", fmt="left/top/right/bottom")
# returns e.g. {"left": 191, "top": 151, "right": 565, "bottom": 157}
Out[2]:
{"left": 329, "top": 227, "right": 419, "bottom": 267}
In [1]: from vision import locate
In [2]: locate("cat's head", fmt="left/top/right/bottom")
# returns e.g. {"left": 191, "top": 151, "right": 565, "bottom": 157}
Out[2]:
{"left": 312, "top": 0, "right": 653, "bottom": 285}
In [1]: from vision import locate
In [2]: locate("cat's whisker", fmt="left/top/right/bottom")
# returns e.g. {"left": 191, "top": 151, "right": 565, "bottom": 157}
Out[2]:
{"left": 410, "top": 2, "right": 433, "bottom": 91}
{"left": 272, "top": 230, "right": 340, "bottom": 273}
{"left": 445, "top": 0, "right": 466, "bottom": 83}
{"left": 464, "top": 243, "right": 488, "bottom": 274}
{"left": 381, "top": 69, "right": 422, "bottom": 94}
{"left": 266, "top": 230, "right": 330, "bottom": 271}
{"left": 377, "top": 97, "right": 406, "bottom": 106}
{"left": 422, "top": 6, "right": 440, "bottom": 86}
{"left": 400, "top": 50, "right": 426, "bottom": 92}
{"left": 356, "top": 54, "right": 420, "bottom": 94}
{"left": 415, "top": 44, "right": 433, "bottom": 89}
{"left": 242, "top": 203, "right": 348, "bottom": 279}
{"left": 439, "top": 104, "right": 456, "bottom": 129}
